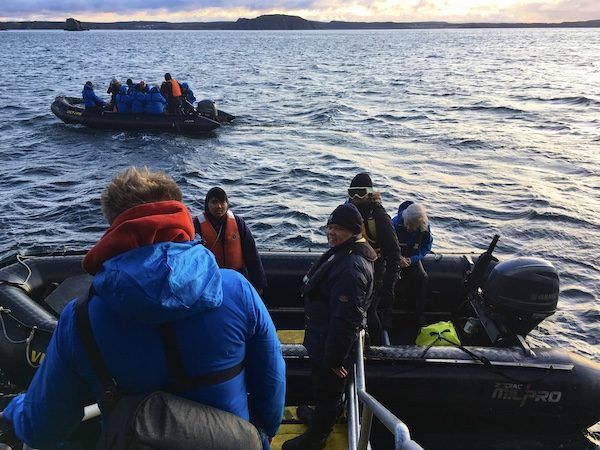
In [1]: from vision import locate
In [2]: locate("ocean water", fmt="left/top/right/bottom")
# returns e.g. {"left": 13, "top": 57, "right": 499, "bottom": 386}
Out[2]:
{"left": 0, "top": 28, "right": 598, "bottom": 448}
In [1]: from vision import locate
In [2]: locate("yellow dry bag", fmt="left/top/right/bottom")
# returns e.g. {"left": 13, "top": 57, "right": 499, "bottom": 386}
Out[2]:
{"left": 416, "top": 321, "right": 461, "bottom": 346}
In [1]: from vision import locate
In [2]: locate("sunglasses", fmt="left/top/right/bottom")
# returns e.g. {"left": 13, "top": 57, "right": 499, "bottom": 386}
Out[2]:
{"left": 348, "top": 186, "right": 374, "bottom": 199}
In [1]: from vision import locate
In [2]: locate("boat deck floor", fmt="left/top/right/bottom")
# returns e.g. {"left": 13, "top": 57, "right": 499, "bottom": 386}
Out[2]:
{"left": 275, "top": 330, "right": 348, "bottom": 450}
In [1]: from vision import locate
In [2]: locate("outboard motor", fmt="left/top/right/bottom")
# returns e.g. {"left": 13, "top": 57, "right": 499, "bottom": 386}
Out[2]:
{"left": 482, "top": 257, "right": 559, "bottom": 336}
{"left": 196, "top": 100, "right": 218, "bottom": 121}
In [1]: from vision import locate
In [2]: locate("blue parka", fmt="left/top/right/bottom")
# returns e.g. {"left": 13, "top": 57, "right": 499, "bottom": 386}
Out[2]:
{"left": 82, "top": 83, "right": 105, "bottom": 108}
{"left": 391, "top": 200, "right": 433, "bottom": 264}
{"left": 115, "top": 85, "right": 132, "bottom": 113}
{"left": 181, "top": 82, "right": 196, "bottom": 104}
{"left": 3, "top": 241, "right": 286, "bottom": 449}
{"left": 146, "top": 86, "right": 167, "bottom": 115}
{"left": 131, "top": 90, "right": 146, "bottom": 114}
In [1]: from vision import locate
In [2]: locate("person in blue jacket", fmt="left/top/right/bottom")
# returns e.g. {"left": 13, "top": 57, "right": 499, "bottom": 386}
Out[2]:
{"left": 82, "top": 81, "right": 106, "bottom": 111}
{"left": 125, "top": 78, "right": 135, "bottom": 95}
{"left": 145, "top": 85, "right": 167, "bottom": 114}
{"left": 115, "top": 85, "right": 132, "bottom": 113}
{"left": 391, "top": 200, "right": 433, "bottom": 328}
{"left": 0, "top": 167, "right": 285, "bottom": 450}
{"left": 181, "top": 82, "right": 196, "bottom": 104}
{"left": 181, "top": 82, "right": 197, "bottom": 114}
{"left": 131, "top": 82, "right": 147, "bottom": 114}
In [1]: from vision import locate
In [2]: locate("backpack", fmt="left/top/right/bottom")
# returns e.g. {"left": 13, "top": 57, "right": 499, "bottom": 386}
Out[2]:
{"left": 75, "top": 295, "right": 262, "bottom": 450}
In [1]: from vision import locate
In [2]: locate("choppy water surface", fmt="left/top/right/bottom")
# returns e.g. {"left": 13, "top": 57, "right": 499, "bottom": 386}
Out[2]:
{"left": 0, "top": 28, "right": 598, "bottom": 447}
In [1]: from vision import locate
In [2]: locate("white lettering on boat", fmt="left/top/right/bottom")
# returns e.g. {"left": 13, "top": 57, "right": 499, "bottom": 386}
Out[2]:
{"left": 491, "top": 382, "right": 562, "bottom": 407}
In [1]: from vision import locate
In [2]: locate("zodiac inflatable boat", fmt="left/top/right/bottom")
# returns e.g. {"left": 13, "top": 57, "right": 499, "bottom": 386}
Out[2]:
{"left": 51, "top": 96, "right": 234, "bottom": 134}
{"left": 0, "top": 236, "right": 598, "bottom": 439}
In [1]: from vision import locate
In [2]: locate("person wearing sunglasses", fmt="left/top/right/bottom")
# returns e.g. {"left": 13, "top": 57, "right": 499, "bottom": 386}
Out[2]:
{"left": 348, "top": 172, "right": 402, "bottom": 345}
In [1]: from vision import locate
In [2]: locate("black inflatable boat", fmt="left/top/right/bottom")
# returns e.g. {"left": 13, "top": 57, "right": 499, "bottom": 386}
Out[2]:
{"left": 0, "top": 238, "right": 599, "bottom": 437}
{"left": 50, "top": 96, "right": 234, "bottom": 134}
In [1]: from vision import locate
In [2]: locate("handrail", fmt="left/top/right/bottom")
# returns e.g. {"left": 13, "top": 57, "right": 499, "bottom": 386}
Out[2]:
{"left": 347, "top": 330, "right": 423, "bottom": 450}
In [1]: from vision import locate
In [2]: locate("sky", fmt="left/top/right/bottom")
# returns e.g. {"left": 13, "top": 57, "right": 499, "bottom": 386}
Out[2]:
{"left": 1, "top": 0, "right": 599, "bottom": 23}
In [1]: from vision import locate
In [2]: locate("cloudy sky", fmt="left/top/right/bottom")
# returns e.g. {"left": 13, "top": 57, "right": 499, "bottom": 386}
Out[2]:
{"left": 2, "top": 0, "right": 599, "bottom": 23}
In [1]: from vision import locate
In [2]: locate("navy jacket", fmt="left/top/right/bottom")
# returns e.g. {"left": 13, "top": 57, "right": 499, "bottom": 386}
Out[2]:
{"left": 391, "top": 200, "right": 433, "bottom": 264}
{"left": 194, "top": 212, "right": 268, "bottom": 291}
{"left": 302, "top": 238, "right": 376, "bottom": 368}
{"left": 3, "top": 241, "right": 285, "bottom": 448}
{"left": 146, "top": 86, "right": 167, "bottom": 114}
{"left": 82, "top": 84, "right": 105, "bottom": 108}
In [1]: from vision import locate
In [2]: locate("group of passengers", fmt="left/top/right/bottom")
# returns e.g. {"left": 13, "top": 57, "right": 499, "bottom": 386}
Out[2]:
{"left": 82, "top": 73, "right": 197, "bottom": 115}
{"left": 0, "top": 167, "right": 432, "bottom": 450}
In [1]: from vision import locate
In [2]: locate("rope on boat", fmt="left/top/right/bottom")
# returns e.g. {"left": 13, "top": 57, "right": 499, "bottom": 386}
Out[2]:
{"left": 419, "top": 331, "right": 558, "bottom": 385}
{"left": 0, "top": 308, "right": 45, "bottom": 368}
{"left": 0, "top": 254, "right": 33, "bottom": 290}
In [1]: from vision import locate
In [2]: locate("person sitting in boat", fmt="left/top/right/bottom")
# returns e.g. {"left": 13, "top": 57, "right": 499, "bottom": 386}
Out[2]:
{"left": 181, "top": 82, "right": 196, "bottom": 114}
{"left": 135, "top": 80, "right": 149, "bottom": 93}
{"left": 161, "top": 72, "right": 183, "bottom": 114}
{"left": 131, "top": 82, "right": 147, "bottom": 114}
{"left": 283, "top": 203, "right": 376, "bottom": 450}
{"left": 146, "top": 85, "right": 167, "bottom": 115}
{"left": 125, "top": 78, "right": 135, "bottom": 95}
{"left": 348, "top": 172, "right": 401, "bottom": 345}
{"left": 115, "top": 85, "right": 132, "bottom": 113}
{"left": 106, "top": 77, "right": 120, "bottom": 111}
{"left": 193, "top": 187, "right": 267, "bottom": 295}
{"left": 0, "top": 167, "right": 285, "bottom": 450}
{"left": 391, "top": 201, "right": 433, "bottom": 328}
{"left": 82, "top": 81, "right": 106, "bottom": 112}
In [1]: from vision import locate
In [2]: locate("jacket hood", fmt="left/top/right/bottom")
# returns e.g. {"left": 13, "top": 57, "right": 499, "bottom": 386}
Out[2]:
{"left": 181, "top": 82, "right": 189, "bottom": 90}
{"left": 149, "top": 86, "right": 159, "bottom": 94}
{"left": 118, "top": 85, "right": 127, "bottom": 94}
{"left": 397, "top": 200, "right": 414, "bottom": 218}
{"left": 92, "top": 240, "right": 223, "bottom": 324}
{"left": 83, "top": 84, "right": 94, "bottom": 91}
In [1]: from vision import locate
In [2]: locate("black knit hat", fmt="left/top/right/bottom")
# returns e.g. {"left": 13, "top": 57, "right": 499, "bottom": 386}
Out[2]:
{"left": 327, "top": 203, "right": 363, "bottom": 235}
{"left": 350, "top": 172, "right": 373, "bottom": 188}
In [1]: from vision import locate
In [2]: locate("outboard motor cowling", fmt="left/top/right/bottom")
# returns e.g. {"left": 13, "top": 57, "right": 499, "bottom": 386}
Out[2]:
{"left": 196, "top": 100, "right": 218, "bottom": 120}
{"left": 482, "top": 257, "right": 559, "bottom": 336}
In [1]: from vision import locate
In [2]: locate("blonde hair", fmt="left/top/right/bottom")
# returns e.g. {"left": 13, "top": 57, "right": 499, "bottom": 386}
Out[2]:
{"left": 404, "top": 203, "right": 428, "bottom": 232}
{"left": 101, "top": 166, "right": 182, "bottom": 224}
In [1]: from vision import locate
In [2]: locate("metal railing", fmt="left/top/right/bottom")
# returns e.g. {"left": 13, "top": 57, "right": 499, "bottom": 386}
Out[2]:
{"left": 347, "top": 330, "right": 423, "bottom": 450}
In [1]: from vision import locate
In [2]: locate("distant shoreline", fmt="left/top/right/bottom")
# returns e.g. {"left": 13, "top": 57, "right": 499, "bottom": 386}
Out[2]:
{"left": 1, "top": 14, "right": 599, "bottom": 31}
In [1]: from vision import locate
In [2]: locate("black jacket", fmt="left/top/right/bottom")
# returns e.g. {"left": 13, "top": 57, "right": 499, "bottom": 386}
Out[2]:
{"left": 302, "top": 238, "right": 376, "bottom": 368}
{"left": 353, "top": 196, "right": 401, "bottom": 298}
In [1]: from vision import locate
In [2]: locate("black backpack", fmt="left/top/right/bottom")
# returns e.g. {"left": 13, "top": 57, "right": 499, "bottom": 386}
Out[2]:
{"left": 75, "top": 295, "right": 262, "bottom": 450}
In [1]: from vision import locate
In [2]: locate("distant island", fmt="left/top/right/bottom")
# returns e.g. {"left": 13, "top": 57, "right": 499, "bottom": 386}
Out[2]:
{"left": 2, "top": 14, "right": 600, "bottom": 30}
{"left": 64, "top": 18, "right": 87, "bottom": 31}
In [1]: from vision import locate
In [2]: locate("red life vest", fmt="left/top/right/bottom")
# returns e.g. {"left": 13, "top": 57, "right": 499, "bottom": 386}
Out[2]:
{"left": 169, "top": 79, "right": 182, "bottom": 97}
{"left": 196, "top": 211, "right": 244, "bottom": 270}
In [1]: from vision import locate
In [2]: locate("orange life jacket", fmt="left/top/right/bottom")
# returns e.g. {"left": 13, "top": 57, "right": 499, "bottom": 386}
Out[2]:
{"left": 169, "top": 79, "right": 182, "bottom": 97}
{"left": 197, "top": 211, "right": 244, "bottom": 270}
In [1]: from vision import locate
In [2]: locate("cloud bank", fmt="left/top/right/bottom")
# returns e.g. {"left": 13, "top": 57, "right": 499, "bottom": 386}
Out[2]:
{"left": 1, "top": 0, "right": 598, "bottom": 23}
